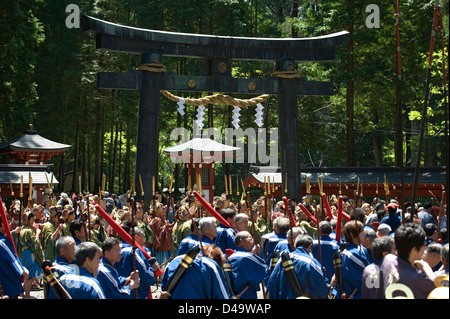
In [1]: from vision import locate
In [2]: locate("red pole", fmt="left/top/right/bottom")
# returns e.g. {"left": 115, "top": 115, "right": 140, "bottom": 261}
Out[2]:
{"left": 335, "top": 196, "right": 344, "bottom": 243}
{"left": 0, "top": 197, "right": 17, "bottom": 254}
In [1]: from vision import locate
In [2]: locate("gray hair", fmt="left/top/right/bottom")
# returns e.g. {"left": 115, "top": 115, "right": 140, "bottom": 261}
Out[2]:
{"left": 235, "top": 231, "right": 252, "bottom": 246}
{"left": 294, "top": 234, "right": 313, "bottom": 249}
{"left": 55, "top": 236, "right": 75, "bottom": 255}
{"left": 287, "top": 227, "right": 306, "bottom": 242}
{"left": 372, "top": 236, "right": 394, "bottom": 260}
{"left": 426, "top": 243, "right": 443, "bottom": 256}
{"left": 74, "top": 242, "right": 102, "bottom": 267}
{"left": 274, "top": 217, "right": 291, "bottom": 233}
{"left": 134, "top": 226, "right": 145, "bottom": 237}
{"left": 319, "top": 221, "right": 332, "bottom": 235}
{"left": 199, "top": 217, "right": 216, "bottom": 232}
{"left": 377, "top": 224, "right": 392, "bottom": 235}
{"left": 364, "top": 228, "right": 377, "bottom": 241}
{"left": 235, "top": 213, "right": 248, "bottom": 224}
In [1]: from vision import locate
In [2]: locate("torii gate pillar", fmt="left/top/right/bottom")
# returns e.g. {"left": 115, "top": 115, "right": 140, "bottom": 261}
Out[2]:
{"left": 277, "top": 59, "right": 301, "bottom": 199}
{"left": 136, "top": 53, "right": 162, "bottom": 202}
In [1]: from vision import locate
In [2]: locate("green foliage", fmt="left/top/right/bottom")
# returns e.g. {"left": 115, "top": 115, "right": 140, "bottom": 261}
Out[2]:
{"left": 0, "top": 0, "right": 448, "bottom": 195}
{"left": 0, "top": 0, "right": 45, "bottom": 139}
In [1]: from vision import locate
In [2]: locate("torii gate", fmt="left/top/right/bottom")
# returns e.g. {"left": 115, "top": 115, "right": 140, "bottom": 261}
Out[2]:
{"left": 81, "top": 15, "right": 348, "bottom": 206}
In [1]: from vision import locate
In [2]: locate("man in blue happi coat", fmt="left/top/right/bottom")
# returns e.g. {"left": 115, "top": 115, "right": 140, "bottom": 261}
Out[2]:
{"left": 177, "top": 217, "right": 215, "bottom": 256}
{"left": 312, "top": 221, "right": 340, "bottom": 283}
{"left": 46, "top": 236, "right": 77, "bottom": 299}
{"left": 265, "top": 217, "right": 291, "bottom": 265}
{"left": 114, "top": 221, "right": 157, "bottom": 299}
{"left": 268, "top": 234, "right": 328, "bottom": 299}
{"left": 59, "top": 242, "right": 106, "bottom": 299}
{"left": 97, "top": 237, "right": 140, "bottom": 299}
{"left": 214, "top": 208, "right": 237, "bottom": 254}
{"left": 341, "top": 220, "right": 373, "bottom": 299}
{"left": 160, "top": 245, "right": 231, "bottom": 299}
{"left": 229, "top": 231, "right": 267, "bottom": 299}
{"left": 0, "top": 218, "right": 28, "bottom": 299}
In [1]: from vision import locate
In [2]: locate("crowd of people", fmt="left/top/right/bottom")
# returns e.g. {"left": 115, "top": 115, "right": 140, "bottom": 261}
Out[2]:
{"left": 0, "top": 188, "right": 448, "bottom": 299}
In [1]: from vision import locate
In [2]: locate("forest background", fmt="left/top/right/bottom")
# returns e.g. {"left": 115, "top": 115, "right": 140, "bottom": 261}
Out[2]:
{"left": 0, "top": 0, "right": 448, "bottom": 198}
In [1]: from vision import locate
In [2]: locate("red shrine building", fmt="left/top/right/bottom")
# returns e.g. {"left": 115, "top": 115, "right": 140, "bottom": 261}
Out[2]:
{"left": 163, "top": 137, "right": 240, "bottom": 203}
{"left": 0, "top": 124, "right": 71, "bottom": 206}
{"left": 244, "top": 165, "right": 447, "bottom": 203}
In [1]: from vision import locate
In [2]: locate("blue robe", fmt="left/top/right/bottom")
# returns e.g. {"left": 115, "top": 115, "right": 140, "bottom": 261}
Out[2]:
{"left": 60, "top": 266, "right": 105, "bottom": 299}
{"left": 161, "top": 255, "right": 230, "bottom": 299}
{"left": 177, "top": 234, "right": 214, "bottom": 256}
{"left": 0, "top": 233, "right": 25, "bottom": 297}
{"left": 341, "top": 243, "right": 372, "bottom": 299}
{"left": 261, "top": 231, "right": 277, "bottom": 259}
{"left": 229, "top": 247, "right": 267, "bottom": 299}
{"left": 97, "top": 257, "right": 132, "bottom": 299}
{"left": 114, "top": 242, "right": 155, "bottom": 299}
{"left": 266, "top": 233, "right": 287, "bottom": 265}
{"left": 214, "top": 224, "right": 236, "bottom": 254}
{"left": 268, "top": 247, "right": 328, "bottom": 299}
{"left": 312, "top": 235, "right": 340, "bottom": 283}
{"left": 47, "top": 256, "right": 77, "bottom": 299}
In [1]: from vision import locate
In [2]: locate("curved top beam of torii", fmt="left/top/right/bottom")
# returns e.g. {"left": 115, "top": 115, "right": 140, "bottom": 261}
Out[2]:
{"left": 81, "top": 14, "right": 348, "bottom": 62}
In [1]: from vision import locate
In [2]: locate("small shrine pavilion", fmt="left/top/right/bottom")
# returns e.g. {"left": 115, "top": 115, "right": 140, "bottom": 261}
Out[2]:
{"left": 163, "top": 137, "right": 240, "bottom": 203}
{"left": 0, "top": 124, "right": 71, "bottom": 206}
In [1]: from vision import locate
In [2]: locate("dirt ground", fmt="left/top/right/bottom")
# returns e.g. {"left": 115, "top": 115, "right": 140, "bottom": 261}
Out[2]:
{"left": 28, "top": 284, "right": 264, "bottom": 299}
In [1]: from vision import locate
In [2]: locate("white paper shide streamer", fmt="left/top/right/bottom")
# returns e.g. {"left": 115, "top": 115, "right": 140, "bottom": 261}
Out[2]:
{"left": 195, "top": 105, "right": 206, "bottom": 129}
{"left": 232, "top": 106, "right": 241, "bottom": 129}
{"left": 177, "top": 97, "right": 186, "bottom": 115}
{"left": 255, "top": 103, "right": 264, "bottom": 127}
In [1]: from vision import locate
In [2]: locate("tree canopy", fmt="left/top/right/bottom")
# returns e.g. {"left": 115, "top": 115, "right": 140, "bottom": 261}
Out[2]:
{"left": 1, "top": 0, "right": 448, "bottom": 196}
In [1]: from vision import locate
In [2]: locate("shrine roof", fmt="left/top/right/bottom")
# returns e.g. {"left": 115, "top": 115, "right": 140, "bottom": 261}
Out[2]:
{"left": 0, "top": 126, "right": 71, "bottom": 153}
{"left": 0, "top": 164, "right": 59, "bottom": 185}
{"left": 247, "top": 166, "right": 447, "bottom": 184}
{"left": 163, "top": 137, "right": 240, "bottom": 154}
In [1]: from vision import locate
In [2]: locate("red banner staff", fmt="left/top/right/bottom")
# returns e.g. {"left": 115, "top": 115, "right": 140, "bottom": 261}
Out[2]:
{"left": 95, "top": 204, "right": 149, "bottom": 256}
{"left": 335, "top": 196, "right": 344, "bottom": 243}
{"left": 95, "top": 204, "right": 153, "bottom": 266}
{"left": 321, "top": 193, "right": 334, "bottom": 220}
{"left": 282, "top": 196, "right": 296, "bottom": 227}
{"left": 298, "top": 203, "right": 317, "bottom": 224}
{"left": 0, "top": 197, "right": 17, "bottom": 254}
{"left": 95, "top": 204, "right": 164, "bottom": 278}
{"left": 192, "top": 191, "right": 236, "bottom": 232}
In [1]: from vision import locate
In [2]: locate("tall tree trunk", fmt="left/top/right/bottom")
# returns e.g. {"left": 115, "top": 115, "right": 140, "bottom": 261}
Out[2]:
{"left": 94, "top": 99, "right": 104, "bottom": 193}
{"left": 71, "top": 122, "right": 80, "bottom": 193}
{"left": 82, "top": 92, "right": 89, "bottom": 193}
{"left": 346, "top": 0, "right": 356, "bottom": 166}
{"left": 118, "top": 122, "right": 123, "bottom": 193}
{"left": 108, "top": 104, "right": 115, "bottom": 191}
{"left": 254, "top": 0, "right": 258, "bottom": 36}
{"left": 124, "top": 120, "right": 131, "bottom": 196}
{"left": 110, "top": 120, "right": 119, "bottom": 193}
{"left": 291, "top": 0, "right": 298, "bottom": 38}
